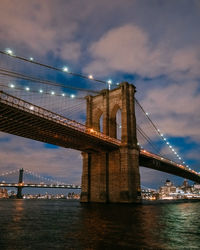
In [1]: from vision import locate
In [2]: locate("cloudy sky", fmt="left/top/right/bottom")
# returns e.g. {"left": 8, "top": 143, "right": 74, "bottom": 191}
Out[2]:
{"left": 0, "top": 0, "right": 199, "bottom": 189}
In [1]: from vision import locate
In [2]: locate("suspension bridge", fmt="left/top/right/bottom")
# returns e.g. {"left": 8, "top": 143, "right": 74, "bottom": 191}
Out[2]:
{"left": 0, "top": 48, "right": 199, "bottom": 203}
{"left": 0, "top": 168, "right": 81, "bottom": 198}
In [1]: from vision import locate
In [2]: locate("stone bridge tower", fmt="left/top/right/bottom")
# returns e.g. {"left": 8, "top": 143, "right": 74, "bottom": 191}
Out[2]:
{"left": 81, "top": 82, "right": 141, "bottom": 203}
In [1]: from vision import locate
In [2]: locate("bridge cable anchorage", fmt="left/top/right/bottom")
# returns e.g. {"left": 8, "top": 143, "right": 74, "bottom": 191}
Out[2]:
{"left": 135, "top": 98, "right": 189, "bottom": 168}
{"left": 0, "top": 49, "right": 120, "bottom": 89}
{"left": 0, "top": 67, "right": 99, "bottom": 94}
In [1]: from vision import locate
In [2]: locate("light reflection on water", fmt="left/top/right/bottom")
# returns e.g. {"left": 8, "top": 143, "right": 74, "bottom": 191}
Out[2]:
{"left": 0, "top": 200, "right": 200, "bottom": 249}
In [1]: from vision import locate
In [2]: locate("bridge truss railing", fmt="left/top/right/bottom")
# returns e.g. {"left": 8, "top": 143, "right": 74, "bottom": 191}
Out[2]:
{"left": 0, "top": 91, "right": 120, "bottom": 145}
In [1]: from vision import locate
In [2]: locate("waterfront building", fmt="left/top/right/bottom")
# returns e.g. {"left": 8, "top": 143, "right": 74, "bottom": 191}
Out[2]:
{"left": 159, "top": 180, "right": 177, "bottom": 199}
{"left": 0, "top": 188, "right": 9, "bottom": 198}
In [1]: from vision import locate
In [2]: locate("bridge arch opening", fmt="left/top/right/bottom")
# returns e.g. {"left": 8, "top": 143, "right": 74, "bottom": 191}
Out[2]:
{"left": 110, "top": 104, "right": 121, "bottom": 140}
{"left": 93, "top": 108, "right": 103, "bottom": 132}
{"left": 99, "top": 114, "right": 103, "bottom": 133}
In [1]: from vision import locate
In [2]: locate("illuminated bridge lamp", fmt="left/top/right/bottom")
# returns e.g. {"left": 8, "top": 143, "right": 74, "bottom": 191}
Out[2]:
{"left": 63, "top": 66, "right": 68, "bottom": 72}
{"left": 88, "top": 74, "right": 93, "bottom": 79}
{"left": 10, "top": 84, "right": 15, "bottom": 88}
{"left": 5, "top": 48, "right": 13, "bottom": 55}
{"left": 107, "top": 79, "right": 112, "bottom": 90}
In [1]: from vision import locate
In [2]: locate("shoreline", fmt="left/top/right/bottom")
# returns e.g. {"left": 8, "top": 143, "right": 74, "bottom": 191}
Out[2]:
{"left": 142, "top": 198, "right": 200, "bottom": 205}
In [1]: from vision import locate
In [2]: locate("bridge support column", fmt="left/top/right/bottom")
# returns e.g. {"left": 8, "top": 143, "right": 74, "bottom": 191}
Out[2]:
{"left": 81, "top": 152, "right": 109, "bottom": 202}
{"left": 17, "top": 168, "right": 24, "bottom": 199}
{"left": 81, "top": 82, "right": 141, "bottom": 203}
{"left": 81, "top": 148, "right": 141, "bottom": 203}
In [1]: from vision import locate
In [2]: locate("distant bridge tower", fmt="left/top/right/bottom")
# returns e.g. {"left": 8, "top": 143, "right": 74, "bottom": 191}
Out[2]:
{"left": 16, "top": 168, "right": 24, "bottom": 199}
{"left": 81, "top": 82, "right": 141, "bottom": 203}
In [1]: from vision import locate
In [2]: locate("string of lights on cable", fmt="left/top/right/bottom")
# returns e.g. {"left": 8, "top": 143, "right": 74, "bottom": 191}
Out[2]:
{"left": 0, "top": 48, "right": 119, "bottom": 90}
{"left": 0, "top": 67, "right": 99, "bottom": 94}
{"left": 0, "top": 82, "right": 85, "bottom": 100}
{"left": 135, "top": 98, "right": 191, "bottom": 170}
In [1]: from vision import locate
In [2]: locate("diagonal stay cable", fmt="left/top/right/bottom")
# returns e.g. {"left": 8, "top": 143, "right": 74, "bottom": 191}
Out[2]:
{"left": 0, "top": 67, "right": 99, "bottom": 94}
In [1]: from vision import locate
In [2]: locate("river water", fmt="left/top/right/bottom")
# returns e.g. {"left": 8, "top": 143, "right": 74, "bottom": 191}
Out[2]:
{"left": 0, "top": 200, "right": 200, "bottom": 249}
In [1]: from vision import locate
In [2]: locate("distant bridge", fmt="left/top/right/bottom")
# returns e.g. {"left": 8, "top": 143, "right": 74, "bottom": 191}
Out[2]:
{"left": 0, "top": 183, "right": 81, "bottom": 189}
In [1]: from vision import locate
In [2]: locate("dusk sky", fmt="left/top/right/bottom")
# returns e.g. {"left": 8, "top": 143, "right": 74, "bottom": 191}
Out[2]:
{"left": 0, "top": 0, "right": 199, "bottom": 189}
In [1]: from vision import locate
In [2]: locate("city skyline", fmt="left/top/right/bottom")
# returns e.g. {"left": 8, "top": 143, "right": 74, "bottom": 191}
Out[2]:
{"left": 0, "top": 0, "right": 200, "bottom": 189}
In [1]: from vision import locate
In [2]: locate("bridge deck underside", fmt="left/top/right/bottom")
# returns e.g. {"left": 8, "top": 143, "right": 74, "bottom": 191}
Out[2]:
{"left": 139, "top": 154, "right": 200, "bottom": 183}
{"left": 0, "top": 102, "right": 118, "bottom": 152}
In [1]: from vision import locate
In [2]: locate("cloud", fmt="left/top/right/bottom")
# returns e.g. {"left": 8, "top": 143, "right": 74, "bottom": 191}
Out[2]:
{"left": 0, "top": 0, "right": 81, "bottom": 61}
{"left": 140, "top": 81, "right": 200, "bottom": 140}
{"left": 0, "top": 132, "right": 82, "bottom": 184}
{"left": 84, "top": 24, "right": 200, "bottom": 80}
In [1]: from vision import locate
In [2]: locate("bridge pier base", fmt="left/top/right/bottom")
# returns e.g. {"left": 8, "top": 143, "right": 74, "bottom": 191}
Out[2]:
{"left": 81, "top": 147, "right": 141, "bottom": 203}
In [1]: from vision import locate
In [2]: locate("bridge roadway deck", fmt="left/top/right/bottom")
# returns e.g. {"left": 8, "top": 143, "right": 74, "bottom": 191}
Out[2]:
{"left": 0, "top": 91, "right": 200, "bottom": 184}
{"left": 0, "top": 91, "right": 120, "bottom": 152}
{"left": 140, "top": 151, "right": 200, "bottom": 183}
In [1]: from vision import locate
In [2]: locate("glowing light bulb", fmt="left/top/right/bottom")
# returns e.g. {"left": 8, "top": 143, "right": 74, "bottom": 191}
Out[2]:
{"left": 63, "top": 67, "right": 68, "bottom": 72}
{"left": 30, "top": 106, "right": 34, "bottom": 110}
{"left": 51, "top": 91, "right": 55, "bottom": 95}
{"left": 161, "top": 133, "right": 164, "bottom": 137}
{"left": 146, "top": 112, "right": 149, "bottom": 116}
{"left": 10, "top": 84, "right": 15, "bottom": 88}
{"left": 88, "top": 75, "right": 93, "bottom": 79}
{"left": 166, "top": 142, "right": 169, "bottom": 145}
{"left": 164, "top": 138, "right": 167, "bottom": 141}
{"left": 5, "top": 48, "right": 13, "bottom": 55}
{"left": 62, "top": 93, "right": 65, "bottom": 97}
{"left": 107, "top": 79, "right": 112, "bottom": 90}
{"left": 116, "top": 82, "right": 120, "bottom": 85}
{"left": 25, "top": 87, "right": 30, "bottom": 91}
{"left": 39, "top": 89, "right": 43, "bottom": 93}
{"left": 29, "top": 57, "right": 34, "bottom": 61}
{"left": 70, "top": 94, "right": 75, "bottom": 98}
